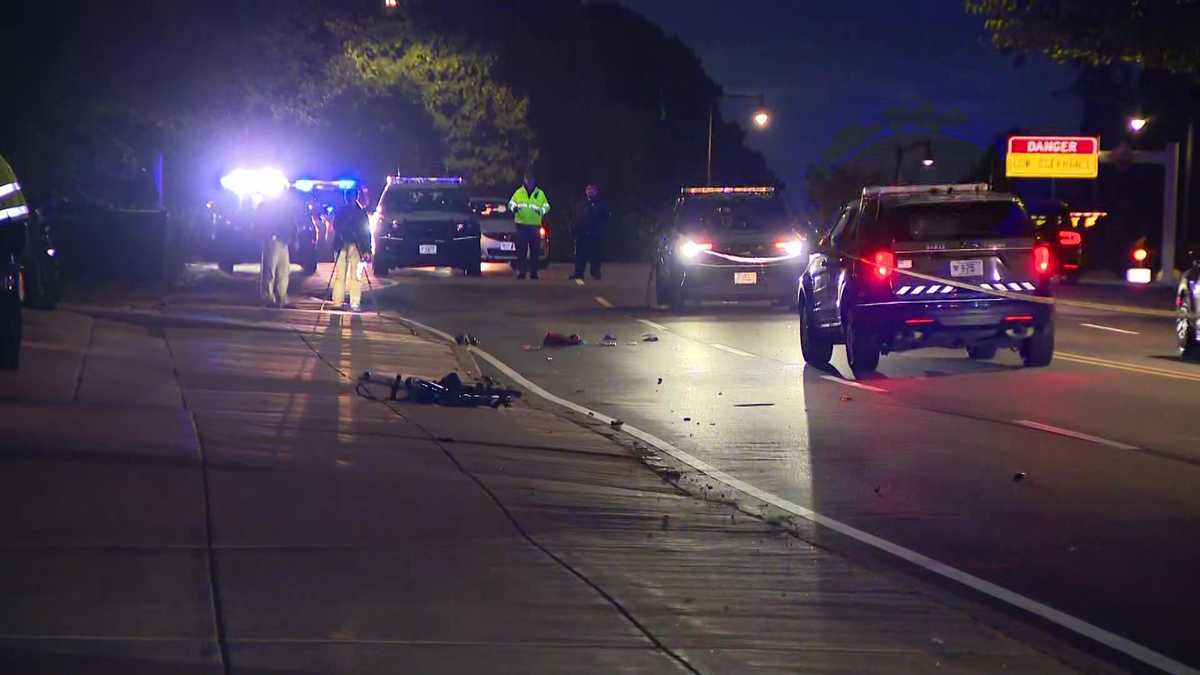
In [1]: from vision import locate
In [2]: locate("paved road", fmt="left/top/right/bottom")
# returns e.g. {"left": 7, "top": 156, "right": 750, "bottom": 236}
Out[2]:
{"left": 367, "top": 261, "right": 1200, "bottom": 671}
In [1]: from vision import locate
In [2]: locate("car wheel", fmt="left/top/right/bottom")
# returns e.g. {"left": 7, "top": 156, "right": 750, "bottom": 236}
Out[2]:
{"left": 0, "top": 286, "right": 20, "bottom": 370}
{"left": 465, "top": 257, "right": 482, "bottom": 277}
{"left": 21, "top": 255, "right": 56, "bottom": 310}
{"left": 1178, "top": 294, "right": 1200, "bottom": 361}
{"left": 1021, "top": 323, "right": 1055, "bottom": 367}
{"left": 372, "top": 255, "right": 389, "bottom": 278}
{"left": 845, "top": 311, "right": 881, "bottom": 374}
{"left": 967, "top": 344, "right": 997, "bottom": 360}
{"left": 799, "top": 295, "right": 833, "bottom": 367}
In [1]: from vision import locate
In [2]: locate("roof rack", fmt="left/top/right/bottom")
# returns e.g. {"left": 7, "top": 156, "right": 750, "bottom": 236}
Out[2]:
{"left": 681, "top": 186, "right": 775, "bottom": 195}
{"left": 863, "top": 183, "right": 990, "bottom": 197}
{"left": 387, "top": 176, "right": 464, "bottom": 186}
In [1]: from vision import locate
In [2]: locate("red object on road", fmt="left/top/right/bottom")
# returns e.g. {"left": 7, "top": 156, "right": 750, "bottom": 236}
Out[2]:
{"left": 543, "top": 332, "right": 582, "bottom": 346}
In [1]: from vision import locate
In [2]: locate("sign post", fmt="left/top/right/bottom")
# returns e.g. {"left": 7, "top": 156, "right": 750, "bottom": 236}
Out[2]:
{"left": 1006, "top": 136, "right": 1100, "bottom": 179}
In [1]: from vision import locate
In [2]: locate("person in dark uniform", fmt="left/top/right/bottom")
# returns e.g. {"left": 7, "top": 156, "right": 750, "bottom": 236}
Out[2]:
{"left": 570, "top": 183, "right": 610, "bottom": 280}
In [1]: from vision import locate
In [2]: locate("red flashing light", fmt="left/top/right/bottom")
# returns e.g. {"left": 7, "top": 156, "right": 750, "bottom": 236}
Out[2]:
{"left": 904, "top": 318, "right": 935, "bottom": 325}
{"left": 1132, "top": 247, "right": 1149, "bottom": 263}
{"left": 1005, "top": 315, "right": 1035, "bottom": 322}
{"left": 1063, "top": 263, "right": 1080, "bottom": 270}
{"left": 1057, "top": 230, "right": 1082, "bottom": 246}
{"left": 1033, "top": 244, "right": 1052, "bottom": 275}
{"left": 874, "top": 250, "right": 895, "bottom": 278}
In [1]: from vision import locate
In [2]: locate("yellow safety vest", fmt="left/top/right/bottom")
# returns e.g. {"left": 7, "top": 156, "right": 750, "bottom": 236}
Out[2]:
{"left": 0, "top": 155, "right": 28, "bottom": 225}
{"left": 508, "top": 186, "right": 550, "bottom": 226}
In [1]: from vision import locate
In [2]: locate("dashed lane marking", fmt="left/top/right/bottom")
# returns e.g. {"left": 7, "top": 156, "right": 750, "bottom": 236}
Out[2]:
{"left": 819, "top": 375, "right": 887, "bottom": 393}
{"left": 594, "top": 296, "right": 614, "bottom": 309}
{"left": 1014, "top": 419, "right": 1140, "bottom": 451}
{"left": 709, "top": 343, "right": 755, "bottom": 358}
{"left": 637, "top": 319, "right": 668, "bottom": 332}
{"left": 1080, "top": 323, "right": 1140, "bottom": 335}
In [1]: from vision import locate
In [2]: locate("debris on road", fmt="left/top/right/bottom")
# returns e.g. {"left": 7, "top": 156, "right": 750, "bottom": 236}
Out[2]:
{"left": 642, "top": 333, "right": 660, "bottom": 342}
{"left": 600, "top": 335, "right": 618, "bottom": 347}
{"left": 734, "top": 403, "right": 775, "bottom": 408}
{"left": 683, "top": 417, "right": 692, "bottom": 422}
{"left": 543, "top": 332, "right": 583, "bottom": 346}
{"left": 1012, "top": 472, "right": 1028, "bottom": 482}
{"left": 657, "top": 377, "right": 663, "bottom": 385}
{"left": 521, "top": 344, "right": 542, "bottom": 351}
{"left": 455, "top": 333, "right": 479, "bottom": 346}
{"left": 603, "top": 333, "right": 617, "bottom": 342}
{"left": 840, "top": 394, "right": 853, "bottom": 402}
{"left": 610, "top": 419, "right": 624, "bottom": 429}
{"left": 358, "top": 371, "right": 521, "bottom": 408}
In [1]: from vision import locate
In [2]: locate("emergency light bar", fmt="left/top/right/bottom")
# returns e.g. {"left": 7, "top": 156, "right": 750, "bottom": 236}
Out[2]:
{"left": 293, "top": 179, "right": 358, "bottom": 193}
{"left": 863, "top": 183, "right": 989, "bottom": 196}
{"left": 387, "top": 176, "right": 464, "bottom": 186}
{"left": 681, "top": 186, "right": 775, "bottom": 195}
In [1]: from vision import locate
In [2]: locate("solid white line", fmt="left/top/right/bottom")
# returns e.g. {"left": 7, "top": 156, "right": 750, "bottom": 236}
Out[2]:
{"left": 1013, "top": 419, "right": 1141, "bottom": 451}
{"left": 819, "top": 375, "right": 887, "bottom": 393}
{"left": 709, "top": 343, "right": 756, "bottom": 358}
{"left": 637, "top": 319, "right": 668, "bottom": 332}
{"left": 389, "top": 312, "right": 1195, "bottom": 675}
{"left": 1080, "top": 323, "right": 1140, "bottom": 336}
{"left": 574, "top": 278, "right": 585, "bottom": 286}
{"left": 594, "top": 296, "right": 614, "bottom": 309}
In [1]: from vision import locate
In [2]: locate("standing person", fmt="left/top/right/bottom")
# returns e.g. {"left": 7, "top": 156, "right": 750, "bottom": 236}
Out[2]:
{"left": 570, "top": 183, "right": 610, "bottom": 281}
{"left": 331, "top": 185, "right": 372, "bottom": 311}
{"left": 0, "top": 153, "right": 29, "bottom": 369}
{"left": 508, "top": 171, "right": 549, "bottom": 280}
{"left": 259, "top": 196, "right": 295, "bottom": 308}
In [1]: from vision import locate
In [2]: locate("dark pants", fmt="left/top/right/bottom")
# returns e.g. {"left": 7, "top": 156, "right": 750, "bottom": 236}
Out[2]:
{"left": 515, "top": 224, "right": 540, "bottom": 277}
{"left": 573, "top": 233, "right": 602, "bottom": 279}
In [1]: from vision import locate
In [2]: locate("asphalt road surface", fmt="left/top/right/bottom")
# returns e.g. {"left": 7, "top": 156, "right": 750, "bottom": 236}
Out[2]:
{"left": 367, "top": 261, "right": 1200, "bottom": 671}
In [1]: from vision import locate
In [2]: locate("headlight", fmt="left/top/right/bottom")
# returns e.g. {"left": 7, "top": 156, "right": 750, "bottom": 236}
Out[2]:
{"left": 221, "top": 167, "right": 290, "bottom": 198}
{"left": 775, "top": 239, "right": 804, "bottom": 257}
{"left": 680, "top": 239, "right": 713, "bottom": 259}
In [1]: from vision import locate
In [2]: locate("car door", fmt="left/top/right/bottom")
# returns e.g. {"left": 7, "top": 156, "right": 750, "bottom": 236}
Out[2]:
{"left": 811, "top": 203, "right": 858, "bottom": 326}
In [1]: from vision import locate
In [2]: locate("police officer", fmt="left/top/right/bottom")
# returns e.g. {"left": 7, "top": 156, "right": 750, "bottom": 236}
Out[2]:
{"left": 508, "top": 172, "right": 549, "bottom": 280}
{"left": 570, "top": 183, "right": 610, "bottom": 281}
{"left": 331, "top": 185, "right": 372, "bottom": 311}
{"left": 0, "top": 153, "right": 29, "bottom": 369}
{"left": 259, "top": 194, "right": 295, "bottom": 308}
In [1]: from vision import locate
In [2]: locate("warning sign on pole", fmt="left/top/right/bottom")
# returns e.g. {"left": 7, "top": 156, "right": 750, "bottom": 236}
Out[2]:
{"left": 1006, "top": 136, "right": 1099, "bottom": 179}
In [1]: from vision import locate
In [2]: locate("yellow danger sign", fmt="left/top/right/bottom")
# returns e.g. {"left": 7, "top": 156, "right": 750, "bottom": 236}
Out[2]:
{"left": 1006, "top": 136, "right": 1099, "bottom": 179}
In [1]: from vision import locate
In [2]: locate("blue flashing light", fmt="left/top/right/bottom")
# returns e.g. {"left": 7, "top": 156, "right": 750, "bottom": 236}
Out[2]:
{"left": 293, "top": 179, "right": 317, "bottom": 193}
{"left": 325, "top": 205, "right": 335, "bottom": 214}
{"left": 336, "top": 179, "right": 357, "bottom": 191}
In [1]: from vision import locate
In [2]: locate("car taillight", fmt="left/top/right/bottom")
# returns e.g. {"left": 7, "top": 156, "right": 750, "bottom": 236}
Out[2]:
{"left": 1033, "top": 244, "right": 1052, "bottom": 275}
{"left": 539, "top": 226, "right": 547, "bottom": 239}
{"left": 1132, "top": 246, "right": 1148, "bottom": 263}
{"left": 1057, "top": 230, "right": 1082, "bottom": 246}
{"left": 873, "top": 250, "right": 895, "bottom": 279}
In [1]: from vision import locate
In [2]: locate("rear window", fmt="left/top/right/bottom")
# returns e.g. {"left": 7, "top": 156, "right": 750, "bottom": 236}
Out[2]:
{"left": 675, "top": 198, "right": 787, "bottom": 231}
{"left": 382, "top": 187, "right": 468, "bottom": 213}
{"left": 882, "top": 200, "right": 1033, "bottom": 242}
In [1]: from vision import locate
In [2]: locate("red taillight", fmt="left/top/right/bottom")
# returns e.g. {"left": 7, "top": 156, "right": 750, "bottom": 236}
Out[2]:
{"left": 1033, "top": 244, "right": 1052, "bottom": 275}
{"left": 1132, "top": 247, "right": 1148, "bottom": 263}
{"left": 1057, "top": 230, "right": 1082, "bottom": 246}
{"left": 539, "top": 226, "right": 547, "bottom": 239}
{"left": 1005, "top": 314, "right": 1035, "bottom": 322}
{"left": 905, "top": 318, "right": 935, "bottom": 325}
{"left": 873, "top": 250, "right": 895, "bottom": 278}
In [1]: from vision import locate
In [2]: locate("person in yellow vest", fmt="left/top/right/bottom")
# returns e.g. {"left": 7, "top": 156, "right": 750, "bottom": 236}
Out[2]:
{"left": 508, "top": 172, "right": 550, "bottom": 280}
{"left": 0, "top": 154, "right": 30, "bottom": 369}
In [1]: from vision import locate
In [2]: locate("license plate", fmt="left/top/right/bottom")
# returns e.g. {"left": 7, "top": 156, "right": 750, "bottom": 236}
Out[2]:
{"left": 733, "top": 272, "right": 758, "bottom": 285}
{"left": 499, "top": 241, "right": 516, "bottom": 251}
{"left": 950, "top": 259, "right": 983, "bottom": 277}
{"left": 419, "top": 244, "right": 437, "bottom": 255}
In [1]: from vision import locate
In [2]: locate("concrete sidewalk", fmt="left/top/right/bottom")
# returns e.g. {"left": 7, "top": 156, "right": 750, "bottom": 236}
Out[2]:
{"left": 0, "top": 270, "right": 1105, "bottom": 673}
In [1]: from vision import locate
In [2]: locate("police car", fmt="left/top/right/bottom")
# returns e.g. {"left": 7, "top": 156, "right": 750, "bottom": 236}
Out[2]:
{"left": 371, "top": 177, "right": 481, "bottom": 277}
{"left": 470, "top": 197, "right": 549, "bottom": 268}
{"left": 206, "top": 167, "right": 320, "bottom": 275}
{"left": 799, "top": 184, "right": 1055, "bottom": 373}
{"left": 654, "top": 186, "right": 808, "bottom": 309}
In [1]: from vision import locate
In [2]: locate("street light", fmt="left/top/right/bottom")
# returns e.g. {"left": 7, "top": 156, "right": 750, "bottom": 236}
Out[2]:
{"left": 707, "top": 93, "right": 770, "bottom": 186}
{"left": 894, "top": 140, "right": 935, "bottom": 184}
{"left": 1129, "top": 116, "right": 1149, "bottom": 134}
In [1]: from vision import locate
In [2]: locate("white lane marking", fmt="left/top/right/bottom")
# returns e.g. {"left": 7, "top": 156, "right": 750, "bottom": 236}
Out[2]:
{"left": 819, "top": 375, "right": 887, "bottom": 393}
{"left": 637, "top": 319, "right": 668, "bottom": 332}
{"left": 709, "top": 343, "right": 756, "bottom": 358}
{"left": 594, "top": 296, "right": 614, "bottom": 309}
{"left": 574, "top": 278, "right": 585, "bottom": 286}
{"left": 1080, "top": 323, "right": 1140, "bottom": 336}
{"left": 384, "top": 311, "right": 1194, "bottom": 675}
{"left": 1013, "top": 420, "right": 1140, "bottom": 451}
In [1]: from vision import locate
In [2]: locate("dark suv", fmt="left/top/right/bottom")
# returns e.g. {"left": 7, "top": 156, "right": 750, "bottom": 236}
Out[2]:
{"left": 372, "top": 176, "right": 481, "bottom": 277}
{"left": 654, "top": 186, "right": 808, "bottom": 308}
{"left": 799, "top": 184, "right": 1055, "bottom": 373}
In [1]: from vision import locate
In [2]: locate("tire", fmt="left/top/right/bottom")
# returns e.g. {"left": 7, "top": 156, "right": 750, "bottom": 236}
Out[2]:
{"left": 0, "top": 286, "right": 20, "bottom": 370}
{"left": 1021, "top": 323, "right": 1055, "bottom": 367}
{"left": 799, "top": 295, "right": 833, "bottom": 367}
{"left": 465, "top": 256, "right": 482, "bottom": 277}
{"left": 372, "top": 255, "right": 389, "bottom": 278}
{"left": 1178, "top": 294, "right": 1200, "bottom": 362}
{"left": 967, "top": 344, "right": 997, "bottom": 360}
{"left": 21, "top": 255, "right": 59, "bottom": 311}
{"left": 845, "top": 311, "right": 881, "bottom": 374}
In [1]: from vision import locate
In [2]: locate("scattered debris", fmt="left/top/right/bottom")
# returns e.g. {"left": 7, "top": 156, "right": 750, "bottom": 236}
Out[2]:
{"left": 1012, "top": 472, "right": 1028, "bottom": 482}
{"left": 521, "top": 344, "right": 542, "bottom": 352}
{"left": 575, "top": 389, "right": 585, "bottom": 393}
{"left": 599, "top": 335, "right": 618, "bottom": 347}
{"left": 657, "top": 377, "right": 664, "bottom": 385}
{"left": 683, "top": 417, "right": 692, "bottom": 422}
{"left": 455, "top": 333, "right": 478, "bottom": 346}
{"left": 603, "top": 333, "right": 617, "bottom": 342}
{"left": 840, "top": 394, "right": 853, "bottom": 402}
{"left": 874, "top": 485, "right": 881, "bottom": 495}
{"left": 543, "top": 332, "right": 583, "bottom": 346}
{"left": 931, "top": 637, "right": 945, "bottom": 646}
{"left": 641, "top": 333, "right": 660, "bottom": 342}
{"left": 546, "top": 356, "right": 553, "bottom": 361}
{"left": 360, "top": 371, "right": 521, "bottom": 408}
{"left": 610, "top": 419, "right": 624, "bottom": 429}
{"left": 733, "top": 403, "right": 775, "bottom": 408}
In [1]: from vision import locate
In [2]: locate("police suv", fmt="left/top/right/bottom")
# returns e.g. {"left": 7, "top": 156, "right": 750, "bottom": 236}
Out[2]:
{"left": 799, "top": 183, "right": 1055, "bottom": 373}
{"left": 371, "top": 176, "right": 482, "bottom": 277}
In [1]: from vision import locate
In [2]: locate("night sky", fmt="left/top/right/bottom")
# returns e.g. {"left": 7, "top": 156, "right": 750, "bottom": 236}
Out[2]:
{"left": 625, "top": 0, "right": 1083, "bottom": 206}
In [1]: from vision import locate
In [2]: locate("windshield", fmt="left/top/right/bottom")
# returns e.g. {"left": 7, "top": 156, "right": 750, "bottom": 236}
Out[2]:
{"left": 884, "top": 200, "right": 1033, "bottom": 242}
{"left": 382, "top": 187, "right": 468, "bottom": 213}
{"left": 676, "top": 198, "right": 787, "bottom": 231}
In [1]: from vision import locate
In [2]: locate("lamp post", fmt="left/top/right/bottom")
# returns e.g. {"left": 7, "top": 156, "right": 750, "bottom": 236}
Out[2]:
{"left": 894, "top": 140, "right": 935, "bottom": 184}
{"left": 707, "top": 93, "right": 770, "bottom": 186}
